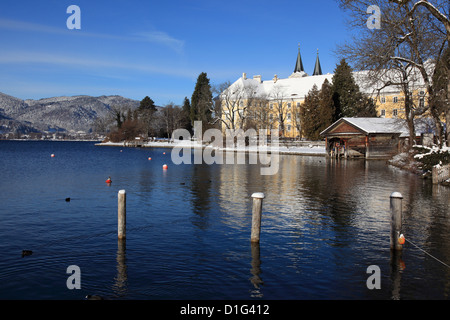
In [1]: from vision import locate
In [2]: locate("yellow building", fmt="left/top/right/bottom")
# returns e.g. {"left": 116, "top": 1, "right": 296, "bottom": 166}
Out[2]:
{"left": 219, "top": 47, "right": 429, "bottom": 139}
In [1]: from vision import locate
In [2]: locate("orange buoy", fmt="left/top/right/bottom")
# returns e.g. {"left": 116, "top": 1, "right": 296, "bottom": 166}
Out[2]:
{"left": 163, "top": 152, "right": 166, "bottom": 155}
{"left": 162, "top": 164, "right": 168, "bottom": 170}
{"left": 51, "top": 154, "right": 55, "bottom": 157}
{"left": 148, "top": 157, "right": 152, "bottom": 160}
{"left": 398, "top": 234, "right": 405, "bottom": 245}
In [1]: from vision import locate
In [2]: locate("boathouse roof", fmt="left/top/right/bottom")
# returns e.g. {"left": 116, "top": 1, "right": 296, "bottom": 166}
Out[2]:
{"left": 320, "top": 117, "right": 410, "bottom": 137}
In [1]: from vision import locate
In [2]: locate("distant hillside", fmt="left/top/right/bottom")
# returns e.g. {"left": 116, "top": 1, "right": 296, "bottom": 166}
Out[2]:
{"left": 0, "top": 92, "right": 140, "bottom": 134}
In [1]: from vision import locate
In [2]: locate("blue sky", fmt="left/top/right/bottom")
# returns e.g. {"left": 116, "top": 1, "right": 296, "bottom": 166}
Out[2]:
{"left": 0, "top": 0, "right": 354, "bottom": 106}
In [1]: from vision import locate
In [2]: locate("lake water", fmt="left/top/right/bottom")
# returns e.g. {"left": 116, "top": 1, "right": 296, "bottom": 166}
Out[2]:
{"left": 0, "top": 140, "right": 449, "bottom": 300}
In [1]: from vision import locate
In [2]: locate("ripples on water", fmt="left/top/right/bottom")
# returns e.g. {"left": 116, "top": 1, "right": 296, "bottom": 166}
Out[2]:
{"left": 0, "top": 141, "right": 449, "bottom": 299}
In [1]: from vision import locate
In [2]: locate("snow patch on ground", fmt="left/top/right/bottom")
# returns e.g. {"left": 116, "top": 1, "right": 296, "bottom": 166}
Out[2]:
{"left": 97, "top": 140, "right": 327, "bottom": 156}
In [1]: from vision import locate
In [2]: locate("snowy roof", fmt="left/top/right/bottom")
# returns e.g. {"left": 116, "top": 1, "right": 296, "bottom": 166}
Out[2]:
{"left": 321, "top": 117, "right": 410, "bottom": 137}
{"left": 222, "top": 74, "right": 334, "bottom": 101}
{"left": 222, "top": 58, "right": 434, "bottom": 101}
{"left": 344, "top": 117, "right": 409, "bottom": 136}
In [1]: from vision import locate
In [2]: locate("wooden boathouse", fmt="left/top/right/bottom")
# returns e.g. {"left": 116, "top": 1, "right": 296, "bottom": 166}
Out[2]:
{"left": 320, "top": 117, "right": 408, "bottom": 159}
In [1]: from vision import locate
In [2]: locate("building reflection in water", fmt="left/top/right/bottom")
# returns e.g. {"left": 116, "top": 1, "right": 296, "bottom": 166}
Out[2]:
{"left": 183, "top": 152, "right": 450, "bottom": 299}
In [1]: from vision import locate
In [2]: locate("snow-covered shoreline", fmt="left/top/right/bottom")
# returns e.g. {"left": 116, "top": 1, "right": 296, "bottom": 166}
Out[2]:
{"left": 95, "top": 140, "right": 327, "bottom": 156}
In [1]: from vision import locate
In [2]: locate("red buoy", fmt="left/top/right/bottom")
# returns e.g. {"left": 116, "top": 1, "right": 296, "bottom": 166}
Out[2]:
{"left": 162, "top": 164, "right": 168, "bottom": 170}
{"left": 106, "top": 177, "right": 112, "bottom": 184}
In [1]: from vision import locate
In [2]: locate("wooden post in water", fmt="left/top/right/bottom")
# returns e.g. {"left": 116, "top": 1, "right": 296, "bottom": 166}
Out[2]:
{"left": 251, "top": 193, "right": 265, "bottom": 243}
{"left": 118, "top": 190, "right": 126, "bottom": 240}
{"left": 390, "top": 192, "right": 403, "bottom": 251}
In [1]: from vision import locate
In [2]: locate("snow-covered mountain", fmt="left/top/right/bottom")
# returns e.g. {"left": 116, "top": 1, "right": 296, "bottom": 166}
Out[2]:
{"left": 0, "top": 92, "right": 139, "bottom": 134}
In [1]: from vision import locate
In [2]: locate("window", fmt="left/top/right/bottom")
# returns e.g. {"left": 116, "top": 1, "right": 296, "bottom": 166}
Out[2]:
{"left": 393, "top": 97, "right": 398, "bottom": 103}
{"left": 269, "top": 103, "right": 273, "bottom": 110}
{"left": 380, "top": 109, "right": 386, "bottom": 117}
{"left": 381, "top": 97, "right": 386, "bottom": 104}
{"left": 287, "top": 103, "right": 291, "bottom": 109}
{"left": 419, "top": 97, "right": 425, "bottom": 108}
{"left": 269, "top": 114, "right": 273, "bottom": 120}
{"left": 287, "top": 113, "right": 291, "bottom": 120}
{"left": 287, "top": 125, "right": 291, "bottom": 131}
{"left": 393, "top": 109, "right": 398, "bottom": 117}
{"left": 296, "top": 102, "right": 300, "bottom": 108}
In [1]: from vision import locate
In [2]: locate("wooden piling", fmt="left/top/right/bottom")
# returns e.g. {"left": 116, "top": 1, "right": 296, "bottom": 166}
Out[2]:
{"left": 118, "top": 190, "right": 126, "bottom": 239}
{"left": 251, "top": 192, "right": 265, "bottom": 243}
{"left": 390, "top": 192, "right": 403, "bottom": 251}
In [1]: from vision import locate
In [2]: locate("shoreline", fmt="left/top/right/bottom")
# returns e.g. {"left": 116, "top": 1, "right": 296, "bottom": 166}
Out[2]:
{"left": 95, "top": 141, "right": 327, "bottom": 156}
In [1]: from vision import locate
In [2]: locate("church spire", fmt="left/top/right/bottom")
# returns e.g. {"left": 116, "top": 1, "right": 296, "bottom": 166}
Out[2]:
{"left": 313, "top": 49, "right": 323, "bottom": 76}
{"left": 289, "top": 44, "right": 308, "bottom": 78}
{"left": 294, "top": 43, "right": 304, "bottom": 73}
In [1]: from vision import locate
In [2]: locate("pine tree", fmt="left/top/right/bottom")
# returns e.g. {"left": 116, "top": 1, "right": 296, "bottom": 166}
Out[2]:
{"left": 331, "top": 59, "right": 376, "bottom": 119}
{"left": 332, "top": 59, "right": 357, "bottom": 119}
{"left": 191, "top": 72, "right": 213, "bottom": 133}
{"left": 182, "top": 97, "right": 193, "bottom": 134}
{"left": 318, "top": 79, "right": 335, "bottom": 134}
{"left": 301, "top": 84, "right": 321, "bottom": 140}
{"left": 300, "top": 81, "right": 336, "bottom": 140}
{"left": 138, "top": 96, "right": 157, "bottom": 137}
{"left": 138, "top": 96, "right": 156, "bottom": 112}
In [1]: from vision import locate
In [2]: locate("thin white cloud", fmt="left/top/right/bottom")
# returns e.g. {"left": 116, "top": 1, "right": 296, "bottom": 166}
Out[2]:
{"left": 0, "top": 18, "right": 185, "bottom": 54}
{"left": 0, "top": 50, "right": 196, "bottom": 78}
{"left": 134, "top": 31, "right": 185, "bottom": 54}
{"left": 0, "top": 18, "right": 66, "bottom": 34}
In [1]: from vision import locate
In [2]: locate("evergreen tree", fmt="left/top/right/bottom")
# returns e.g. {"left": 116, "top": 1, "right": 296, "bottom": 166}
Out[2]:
{"left": 191, "top": 72, "right": 213, "bottom": 133}
{"left": 300, "top": 80, "right": 337, "bottom": 140}
{"left": 182, "top": 97, "right": 193, "bottom": 134}
{"left": 331, "top": 59, "right": 376, "bottom": 119}
{"left": 115, "top": 110, "right": 123, "bottom": 129}
{"left": 138, "top": 96, "right": 157, "bottom": 137}
{"left": 354, "top": 92, "right": 377, "bottom": 117}
{"left": 318, "top": 79, "right": 335, "bottom": 133}
{"left": 301, "top": 84, "right": 321, "bottom": 140}
{"left": 138, "top": 96, "right": 156, "bottom": 112}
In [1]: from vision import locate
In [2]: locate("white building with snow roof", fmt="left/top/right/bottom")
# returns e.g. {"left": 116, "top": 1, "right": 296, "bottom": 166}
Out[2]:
{"left": 218, "top": 46, "right": 429, "bottom": 139}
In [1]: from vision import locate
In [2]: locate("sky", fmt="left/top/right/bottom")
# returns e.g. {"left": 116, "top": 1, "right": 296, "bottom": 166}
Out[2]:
{"left": 0, "top": 0, "right": 355, "bottom": 106}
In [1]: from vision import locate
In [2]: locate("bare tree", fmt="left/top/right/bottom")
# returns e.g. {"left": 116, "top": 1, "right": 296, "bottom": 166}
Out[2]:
{"left": 291, "top": 100, "right": 303, "bottom": 139}
{"left": 389, "top": 0, "right": 450, "bottom": 39}
{"left": 251, "top": 95, "right": 273, "bottom": 134}
{"left": 213, "top": 80, "right": 259, "bottom": 130}
{"left": 162, "top": 103, "right": 184, "bottom": 138}
{"left": 337, "top": 0, "right": 448, "bottom": 146}
{"left": 269, "top": 84, "right": 288, "bottom": 137}
{"left": 389, "top": 0, "right": 450, "bottom": 145}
